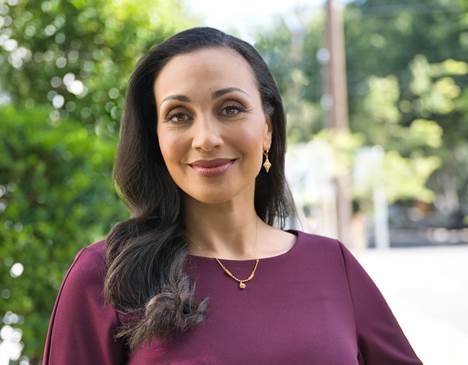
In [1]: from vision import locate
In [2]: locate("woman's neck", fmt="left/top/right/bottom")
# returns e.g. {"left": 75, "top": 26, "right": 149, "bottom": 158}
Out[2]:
{"left": 182, "top": 195, "right": 264, "bottom": 259}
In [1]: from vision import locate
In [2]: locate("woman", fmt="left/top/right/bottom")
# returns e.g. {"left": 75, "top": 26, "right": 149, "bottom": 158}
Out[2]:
{"left": 42, "top": 27, "right": 423, "bottom": 364}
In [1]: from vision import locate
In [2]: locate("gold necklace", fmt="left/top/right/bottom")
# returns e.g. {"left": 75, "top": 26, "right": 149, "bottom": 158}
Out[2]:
{"left": 215, "top": 257, "right": 259, "bottom": 289}
{"left": 188, "top": 220, "right": 259, "bottom": 289}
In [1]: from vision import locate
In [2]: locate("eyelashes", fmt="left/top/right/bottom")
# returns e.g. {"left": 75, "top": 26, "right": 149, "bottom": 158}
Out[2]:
{"left": 221, "top": 104, "right": 246, "bottom": 116}
{"left": 165, "top": 111, "right": 191, "bottom": 123}
{"left": 163, "top": 103, "right": 248, "bottom": 124}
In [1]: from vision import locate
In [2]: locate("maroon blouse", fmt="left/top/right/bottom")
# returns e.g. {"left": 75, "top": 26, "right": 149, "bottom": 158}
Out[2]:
{"left": 42, "top": 230, "right": 423, "bottom": 364}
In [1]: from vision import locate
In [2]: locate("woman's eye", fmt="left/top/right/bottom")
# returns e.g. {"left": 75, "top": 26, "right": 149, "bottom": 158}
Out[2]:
{"left": 221, "top": 104, "right": 245, "bottom": 116}
{"left": 166, "top": 112, "right": 190, "bottom": 123}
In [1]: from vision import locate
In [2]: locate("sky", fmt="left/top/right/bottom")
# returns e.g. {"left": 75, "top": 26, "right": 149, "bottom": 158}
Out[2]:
{"left": 185, "top": 0, "right": 329, "bottom": 41}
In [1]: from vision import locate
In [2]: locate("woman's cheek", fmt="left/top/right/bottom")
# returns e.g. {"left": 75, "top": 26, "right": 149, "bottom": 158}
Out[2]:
{"left": 158, "top": 132, "right": 183, "bottom": 162}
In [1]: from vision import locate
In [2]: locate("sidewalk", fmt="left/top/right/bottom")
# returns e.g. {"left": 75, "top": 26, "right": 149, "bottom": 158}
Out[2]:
{"left": 353, "top": 244, "right": 468, "bottom": 365}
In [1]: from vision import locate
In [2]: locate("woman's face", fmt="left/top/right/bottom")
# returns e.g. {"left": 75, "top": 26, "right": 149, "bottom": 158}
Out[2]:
{"left": 154, "top": 47, "right": 272, "bottom": 204}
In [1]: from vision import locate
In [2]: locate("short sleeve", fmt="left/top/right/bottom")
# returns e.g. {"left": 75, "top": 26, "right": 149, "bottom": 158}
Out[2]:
{"left": 42, "top": 244, "right": 128, "bottom": 365}
{"left": 337, "top": 240, "right": 423, "bottom": 365}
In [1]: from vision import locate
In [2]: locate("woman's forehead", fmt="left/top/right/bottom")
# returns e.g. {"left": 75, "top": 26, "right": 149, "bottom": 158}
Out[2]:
{"left": 153, "top": 47, "right": 258, "bottom": 102}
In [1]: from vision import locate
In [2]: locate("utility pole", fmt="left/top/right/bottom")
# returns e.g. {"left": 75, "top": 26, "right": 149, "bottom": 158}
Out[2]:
{"left": 324, "top": 0, "right": 353, "bottom": 246}
{"left": 326, "top": 0, "right": 349, "bottom": 130}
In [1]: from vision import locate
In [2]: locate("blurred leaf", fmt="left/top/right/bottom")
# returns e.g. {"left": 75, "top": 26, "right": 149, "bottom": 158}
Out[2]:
{"left": 0, "top": 106, "right": 128, "bottom": 362}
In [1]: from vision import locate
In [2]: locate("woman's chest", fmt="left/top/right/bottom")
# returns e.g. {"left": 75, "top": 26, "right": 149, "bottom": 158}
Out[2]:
{"left": 128, "top": 272, "right": 360, "bottom": 365}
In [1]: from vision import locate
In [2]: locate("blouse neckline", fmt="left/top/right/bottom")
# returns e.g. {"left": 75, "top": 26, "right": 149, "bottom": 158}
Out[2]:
{"left": 186, "top": 229, "right": 301, "bottom": 264}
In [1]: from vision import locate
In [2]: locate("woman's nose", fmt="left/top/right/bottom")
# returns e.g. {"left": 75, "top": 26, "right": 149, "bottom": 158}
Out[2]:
{"left": 191, "top": 114, "right": 223, "bottom": 151}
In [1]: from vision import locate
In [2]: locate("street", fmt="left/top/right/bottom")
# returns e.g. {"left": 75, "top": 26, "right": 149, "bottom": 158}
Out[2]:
{"left": 354, "top": 244, "right": 468, "bottom": 365}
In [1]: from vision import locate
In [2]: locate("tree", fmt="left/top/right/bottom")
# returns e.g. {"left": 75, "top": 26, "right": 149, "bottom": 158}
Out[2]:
{"left": 0, "top": 106, "right": 126, "bottom": 362}
{"left": 344, "top": 0, "right": 468, "bottom": 222}
{"left": 0, "top": 0, "right": 195, "bottom": 135}
{"left": 254, "top": 12, "right": 326, "bottom": 144}
{"left": 253, "top": 0, "right": 468, "bottom": 223}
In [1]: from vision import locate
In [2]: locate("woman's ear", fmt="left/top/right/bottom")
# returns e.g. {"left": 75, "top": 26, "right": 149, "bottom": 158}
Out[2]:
{"left": 263, "top": 115, "right": 273, "bottom": 150}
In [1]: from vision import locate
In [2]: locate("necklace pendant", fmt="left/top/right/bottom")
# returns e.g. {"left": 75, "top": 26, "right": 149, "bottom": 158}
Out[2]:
{"left": 239, "top": 282, "right": 246, "bottom": 289}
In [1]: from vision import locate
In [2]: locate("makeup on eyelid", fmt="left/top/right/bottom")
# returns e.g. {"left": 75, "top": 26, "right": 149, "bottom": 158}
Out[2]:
{"left": 163, "top": 103, "right": 249, "bottom": 123}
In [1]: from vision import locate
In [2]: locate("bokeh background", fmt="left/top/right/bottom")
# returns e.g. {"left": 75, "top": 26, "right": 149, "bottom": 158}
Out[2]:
{"left": 1, "top": 0, "right": 467, "bottom": 364}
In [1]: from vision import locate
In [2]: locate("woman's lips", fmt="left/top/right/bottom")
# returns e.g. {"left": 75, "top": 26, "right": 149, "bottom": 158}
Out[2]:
{"left": 189, "top": 159, "right": 236, "bottom": 177}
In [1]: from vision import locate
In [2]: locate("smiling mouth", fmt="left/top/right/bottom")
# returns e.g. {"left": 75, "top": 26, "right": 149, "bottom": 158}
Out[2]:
{"left": 189, "top": 158, "right": 237, "bottom": 168}
{"left": 189, "top": 159, "right": 236, "bottom": 177}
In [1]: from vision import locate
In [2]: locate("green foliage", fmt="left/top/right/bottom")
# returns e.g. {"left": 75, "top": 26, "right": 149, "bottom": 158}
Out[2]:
{"left": 354, "top": 54, "right": 467, "bottom": 206}
{"left": 314, "top": 129, "right": 364, "bottom": 175}
{"left": 0, "top": 106, "right": 128, "bottom": 362}
{"left": 353, "top": 148, "right": 442, "bottom": 204}
{"left": 344, "top": 0, "right": 468, "bottom": 212}
{"left": 382, "top": 151, "right": 441, "bottom": 203}
{"left": 357, "top": 75, "right": 401, "bottom": 146}
{"left": 254, "top": 0, "right": 468, "bottom": 214}
{"left": 254, "top": 13, "right": 326, "bottom": 143}
{"left": 0, "top": 0, "right": 194, "bottom": 136}
{"left": 344, "top": 0, "right": 468, "bottom": 102}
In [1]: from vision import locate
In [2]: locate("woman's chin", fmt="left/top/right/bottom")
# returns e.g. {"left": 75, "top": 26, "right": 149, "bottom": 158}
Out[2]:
{"left": 183, "top": 189, "right": 236, "bottom": 205}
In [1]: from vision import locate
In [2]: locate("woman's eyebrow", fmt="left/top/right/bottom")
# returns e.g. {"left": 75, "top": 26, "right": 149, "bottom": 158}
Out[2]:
{"left": 160, "top": 94, "right": 191, "bottom": 106}
{"left": 160, "top": 87, "right": 249, "bottom": 107}
{"left": 212, "top": 87, "right": 249, "bottom": 99}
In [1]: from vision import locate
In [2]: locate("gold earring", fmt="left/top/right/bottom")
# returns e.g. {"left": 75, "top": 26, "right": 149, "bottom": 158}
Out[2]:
{"left": 263, "top": 150, "right": 271, "bottom": 173}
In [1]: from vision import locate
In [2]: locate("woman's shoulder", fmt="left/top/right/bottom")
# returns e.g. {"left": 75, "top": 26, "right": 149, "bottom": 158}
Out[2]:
{"left": 295, "top": 229, "right": 338, "bottom": 243}
{"left": 80, "top": 239, "right": 107, "bottom": 264}
{"left": 74, "top": 238, "right": 107, "bottom": 266}
{"left": 293, "top": 229, "right": 344, "bottom": 251}
{"left": 62, "top": 239, "right": 108, "bottom": 290}
{"left": 290, "top": 229, "right": 354, "bottom": 266}
{"left": 49, "top": 238, "right": 116, "bottom": 325}
{"left": 43, "top": 239, "right": 127, "bottom": 364}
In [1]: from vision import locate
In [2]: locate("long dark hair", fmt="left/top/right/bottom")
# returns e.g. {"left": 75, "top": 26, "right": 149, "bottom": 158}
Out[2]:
{"left": 104, "top": 26, "right": 297, "bottom": 350}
